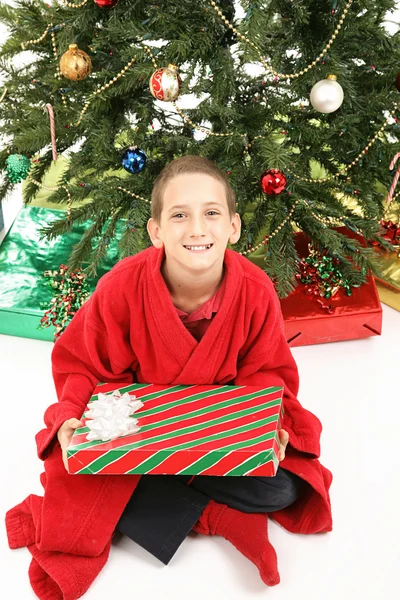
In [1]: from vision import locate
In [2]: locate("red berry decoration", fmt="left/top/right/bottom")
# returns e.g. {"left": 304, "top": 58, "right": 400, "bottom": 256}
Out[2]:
{"left": 93, "top": 0, "right": 119, "bottom": 7}
{"left": 260, "top": 168, "right": 287, "bottom": 195}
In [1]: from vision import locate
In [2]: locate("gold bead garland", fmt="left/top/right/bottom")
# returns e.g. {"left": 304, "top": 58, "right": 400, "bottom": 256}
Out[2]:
{"left": 28, "top": 175, "right": 72, "bottom": 220}
{"left": 287, "top": 103, "right": 399, "bottom": 183}
{"left": 208, "top": 0, "right": 353, "bottom": 81}
{"left": 72, "top": 56, "right": 137, "bottom": 126}
{"left": 243, "top": 135, "right": 263, "bottom": 154}
{"left": 52, "top": 32, "right": 63, "bottom": 81}
{"left": 172, "top": 100, "right": 244, "bottom": 138}
{"left": 245, "top": 201, "right": 301, "bottom": 257}
{"left": 142, "top": 44, "right": 158, "bottom": 70}
{"left": 21, "top": 23, "right": 53, "bottom": 51}
{"left": 20, "top": 22, "right": 66, "bottom": 51}
{"left": 117, "top": 186, "right": 151, "bottom": 204}
{"left": 304, "top": 207, "right": 346, "bottom": 229}
{"left": 20, "top": 22, "right": 68, "bottom": 107}
{"left": 51, "top": 31, "right": 68, "bottom": 108}
{"left": 390, "top": 188, "right": 400, "bottom": 206}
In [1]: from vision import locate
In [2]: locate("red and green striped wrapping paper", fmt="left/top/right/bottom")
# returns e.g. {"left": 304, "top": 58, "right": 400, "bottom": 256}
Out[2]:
{"left": 67, "top": 382, "right": 284, "bottom": 477}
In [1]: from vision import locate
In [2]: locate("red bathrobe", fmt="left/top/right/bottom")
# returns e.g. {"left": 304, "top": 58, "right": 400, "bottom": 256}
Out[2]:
{"left": 6, "top": 246, "right": 333, "bottom": 600}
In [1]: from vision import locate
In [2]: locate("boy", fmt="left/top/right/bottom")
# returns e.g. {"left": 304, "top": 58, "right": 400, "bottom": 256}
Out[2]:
{"left": 6, "top": 156, "right": 333, "bottom": 600}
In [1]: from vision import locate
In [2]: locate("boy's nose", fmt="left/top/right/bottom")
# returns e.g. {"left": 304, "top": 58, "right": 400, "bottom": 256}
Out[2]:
{"left": 190, "top": 217, "right": 207, "bottom": 236}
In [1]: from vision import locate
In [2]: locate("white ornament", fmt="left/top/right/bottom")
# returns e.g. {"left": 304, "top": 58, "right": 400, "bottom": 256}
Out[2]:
{"left": 85, "top": 390, "right": 144, "bottom": 442}
{"left": 310, "top": 74, "right": 344, "bottom": 114}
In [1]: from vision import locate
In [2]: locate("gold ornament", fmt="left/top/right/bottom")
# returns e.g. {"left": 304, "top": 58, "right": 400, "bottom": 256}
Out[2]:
{"left": 60, "top": 43, "right": 92, "bottom": 81}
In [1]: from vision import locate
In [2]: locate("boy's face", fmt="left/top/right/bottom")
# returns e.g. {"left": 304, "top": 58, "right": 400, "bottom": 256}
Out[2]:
{"left": 147, "top": 173, "right": 241, "bottom": 275}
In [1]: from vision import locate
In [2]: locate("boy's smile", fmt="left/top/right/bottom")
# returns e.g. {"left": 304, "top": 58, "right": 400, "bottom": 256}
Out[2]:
{"left": 183, "top": 243, "right": 213, "bottom": 252}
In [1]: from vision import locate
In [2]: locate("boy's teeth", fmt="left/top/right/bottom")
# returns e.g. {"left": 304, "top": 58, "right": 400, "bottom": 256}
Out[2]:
{"left": 185, "top": 244, "right": 212, "bottom": 251}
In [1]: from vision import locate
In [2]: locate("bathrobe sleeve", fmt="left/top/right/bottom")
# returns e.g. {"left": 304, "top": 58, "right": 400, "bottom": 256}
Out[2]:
{"left": 233, "top": 276, "right": 322, "bottom": 458}
{"left": 36, "top": 277, "right": 136, "bottom": 461}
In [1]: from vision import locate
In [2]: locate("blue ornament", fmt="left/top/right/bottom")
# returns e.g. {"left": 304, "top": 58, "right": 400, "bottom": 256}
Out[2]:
{"left": 121, "top": 146, "right": 147, "bottom": 174}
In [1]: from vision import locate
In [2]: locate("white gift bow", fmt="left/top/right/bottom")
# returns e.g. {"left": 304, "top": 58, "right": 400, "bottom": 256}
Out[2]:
{"left": 85, "top": 390, "right": 144, "bottom": 442}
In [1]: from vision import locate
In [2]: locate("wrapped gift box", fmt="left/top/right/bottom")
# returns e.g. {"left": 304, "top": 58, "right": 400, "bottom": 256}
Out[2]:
{"left": 368, "top": 218, "right": 400, "bottom": 294}
{"left": 67, "top": 382, "right": 284, "bottom": 477}
{"left": 375, "top": 281, "right": 400, "bottom": 312}
{"left": 371, "top": 248, "right": 400, "bottom": 312}
{"left": 372, "top": 248, "right": 400, "bottom": 293}
{"left": 279, "top": 229, "right": 382, "bottom": 347}
{"left": 0, "top": 206, "right": 122, "bottom": 341}
{"left": 368, "top": 230, "right": 400, "bottom": 312}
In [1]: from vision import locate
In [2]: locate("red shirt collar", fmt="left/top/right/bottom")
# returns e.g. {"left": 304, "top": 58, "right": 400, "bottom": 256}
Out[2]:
{"left": 175, "top": 274, "right": 226, "bottom": 323}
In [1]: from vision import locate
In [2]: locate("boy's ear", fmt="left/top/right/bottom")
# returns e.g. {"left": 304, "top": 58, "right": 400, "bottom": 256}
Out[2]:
{"left": 147, "top": 218, "right": 164, "bottom": 249}
{"left": 229, "top": 213, "right": 241, "bottom": 245}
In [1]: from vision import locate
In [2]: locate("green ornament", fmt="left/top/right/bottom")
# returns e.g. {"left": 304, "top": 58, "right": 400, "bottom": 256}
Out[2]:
{"left": 5, "top": 153, "right": 31, "bottom": 183}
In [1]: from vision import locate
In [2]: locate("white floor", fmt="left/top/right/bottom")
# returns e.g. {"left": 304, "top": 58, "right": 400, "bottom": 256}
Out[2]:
{"left": 1, "top": 306, "right": 400, "bottom": 600}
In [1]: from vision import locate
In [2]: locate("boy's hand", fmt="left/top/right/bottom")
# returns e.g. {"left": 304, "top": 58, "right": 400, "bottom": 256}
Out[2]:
{"left": 57, "top": 418, "right": 83, "bottom": 472}
{"left": 278, "top": 428, "right": 289, "bottom": 462}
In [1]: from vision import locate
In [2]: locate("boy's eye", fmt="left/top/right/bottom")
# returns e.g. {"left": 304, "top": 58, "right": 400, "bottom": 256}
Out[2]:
{"left": 172, "top": 211, "right": 220, "bottom": 218}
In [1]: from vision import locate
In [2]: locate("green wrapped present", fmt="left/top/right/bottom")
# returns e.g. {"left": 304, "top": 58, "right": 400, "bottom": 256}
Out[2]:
{"left": 0, "top": 206, "right": 121, "bottom": 341}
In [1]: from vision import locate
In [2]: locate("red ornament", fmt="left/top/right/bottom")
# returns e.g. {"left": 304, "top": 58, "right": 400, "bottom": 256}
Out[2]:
{"left": 396, "top": 72, "right": 400, "bottom": 92}
{"left": 93, "top": 0, "right": 119, "bottom": 7}
{"left": 260, "top": 169, "right": 287, "bottom": 195}
{"left": 150, "top": 64, "right": 182, "bottom": 102}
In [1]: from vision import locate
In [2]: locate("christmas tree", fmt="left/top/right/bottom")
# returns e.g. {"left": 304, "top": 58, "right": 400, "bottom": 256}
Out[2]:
{"left": 0, "top": 0, "right": 399, "bottom": 297}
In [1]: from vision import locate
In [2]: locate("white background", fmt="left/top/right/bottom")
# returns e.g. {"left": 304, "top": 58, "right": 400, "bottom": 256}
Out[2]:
{"left": 1, "top": 304, "right": 400, "bottom": 600}
{"left": 1, "top": 2, "right": 400, "bottom": 599}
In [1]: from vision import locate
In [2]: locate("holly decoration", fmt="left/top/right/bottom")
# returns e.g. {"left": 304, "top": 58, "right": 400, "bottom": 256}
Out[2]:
{"left": 5, "top": 153, "right": 31, "bottom": 183}
{"left": 369, "top": 219, "right": 400, "bottom": 256}
{"left": 296, "top": 245, "right": 354, "bottom": 314}
{"left": 121, "top": 146, "right": 147, "bottom": 174}
{"left": 60, "top": 44, "right": 92, "bottom": 81}
{"left": 260, "top": 168, "right": 287, "bottom": 195}
{"left": 377, "top": 219, "right": 400, "bottom": 246}
{"left": 149, "top": 64, "right": 182, "bottom": 101}
{"left": 39, "top": 265, "right": 90, "bottom": 341}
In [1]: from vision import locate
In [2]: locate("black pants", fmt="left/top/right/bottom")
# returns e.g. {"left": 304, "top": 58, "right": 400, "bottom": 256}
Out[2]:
{"left": 116, "top": 468, "right": 304, "bottom": 566}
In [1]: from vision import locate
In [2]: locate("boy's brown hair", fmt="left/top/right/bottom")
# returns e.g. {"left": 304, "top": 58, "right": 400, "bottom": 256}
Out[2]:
{"left": 151, "top": 155, "right": 236, "bottom": 224}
